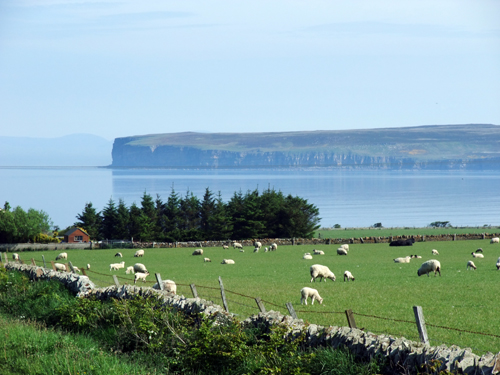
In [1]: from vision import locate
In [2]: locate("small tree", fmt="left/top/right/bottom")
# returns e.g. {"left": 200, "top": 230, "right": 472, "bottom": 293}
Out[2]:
{"left": 334, "top": 224, "right": 341, "bottom": 229}
{"left": 373, "top": 222, "right": 383, "bottom": 228}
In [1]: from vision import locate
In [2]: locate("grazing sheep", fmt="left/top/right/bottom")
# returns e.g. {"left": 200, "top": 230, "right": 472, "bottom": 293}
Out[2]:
{"left": 313, "top": 249, "right": 325, "bottom": 255}
{"left": 303, "top": 253, "right": 313, "bottom": 260}
{"left": 254, "top": 241, "right": 262, "bottom": 249}
{"left": 55, "top": 252, "right": 68, "bottom": 260}
{"left": 222, "top": 245, "right": 229, "bottom": 249}
{"left": 264, "top": 247, "right": 268, "bottom": 252}
{"left": 389, "top": 238, "right": 415, "bottom": 246}
{"left": 192, "top": 249, "right": 204, "bottom": 255}
{"left": 496, "top": 257, "right": 500, "bottom": 270}
{"left": 125, "top": 266, "right": 135, "bottom": 274}
{"left": 134, "top": 249, "right": 145, "bottom": 257}
{"left": 300, "top": 287, "right": 323, "bottom": 305}
{"left": 203, "top": 257, "right": 211, "bottom": 262}
{"left": 490, "top": 237, "right": 499, "bottom": 244}
{"left": 134, "top": 271, "right": 149, "bottom": 284}
{"left": 475, "top": 248, "right": 483, "bottom": 253}
{"left": 110, "top": 261, "right": 125, "bottom": 271}
{"left": 343, "top": 270, "right": 355, "bottom": 281}
{"left": 270, "top": 243, "right": 277, "bottom": 251}
{"left": 114, "top": 252, "right": 123, "bottom": 257}
{"left": 153, "top": 279, "right": 177, "bottom": 294}
{"left": 12, "top": 253, "right": 19, "bottom": 261}
{"left": 310, "top": 264, "right": 336, "bottom": 282}
{"left": 471, "top": 252, "right": 484, "bottom": 258}
{"left": 54, "top": 263, "right": 67, "bottom": 272}
{"left": 431, "top": 249, "right": 439, "bottom": 255}
{"left": 72, "top": 266, "right": 81, "bottom": 273}
{"left": 253, "top": 247, "right": 259, "bottom": 253}
{"left": 337, "top": 248, "right": 348, "bottom": 256}
{"left": 133, "top": 263, "right": 148, "bottom": 273}
{"left": 340, "top": 244, "right": 349, "bottom": 251}
{"left": 86, "top": 263, "right": 90, "bottom": 270}
{"left": 233, "top": 242, "right": 243, "bottom": 249}
{"left": 417, "top": 259, "right": 441, "bottom": 277}
{"left": 221, "top": 259, "right": 235, "bottom": 264}
{"left": 239, "top": 249, "right": 245, "bottom": 253}
{"left": 393, "top": 256, "right": 412, "bottom": 263}
{"left": 466, "top": 260, "right": 477, "bottom": 270}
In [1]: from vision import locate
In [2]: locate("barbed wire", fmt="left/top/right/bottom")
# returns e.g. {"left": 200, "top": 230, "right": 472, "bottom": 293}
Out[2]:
{"left": 353, "top": 312, "right": 416, "bottom": 325}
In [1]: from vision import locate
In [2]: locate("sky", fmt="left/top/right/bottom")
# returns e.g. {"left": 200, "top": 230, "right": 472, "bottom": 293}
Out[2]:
{"left": 0, "top": 0, "right": 499, "bottom": 141}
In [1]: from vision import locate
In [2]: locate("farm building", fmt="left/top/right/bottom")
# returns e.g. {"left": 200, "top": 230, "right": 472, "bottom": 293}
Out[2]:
{"left": 64, "top": 227, "right": 89, "bottom": 243}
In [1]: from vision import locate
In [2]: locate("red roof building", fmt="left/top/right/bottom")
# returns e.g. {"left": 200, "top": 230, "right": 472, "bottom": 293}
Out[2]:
{"left": 64, "top": 227, "right": 90, "bottom": 243}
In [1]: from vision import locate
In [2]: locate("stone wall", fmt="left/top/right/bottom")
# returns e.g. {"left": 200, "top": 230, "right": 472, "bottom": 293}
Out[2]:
{"left": 4, "top": 262, "right": 500, "bottom": 374}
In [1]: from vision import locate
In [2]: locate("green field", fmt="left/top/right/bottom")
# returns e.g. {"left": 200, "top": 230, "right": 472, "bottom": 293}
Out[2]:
{"left": 23, "top": 239, "right": 500, "bottom": 356}
{"left": 315, "top": 227, "right": 500, "bottom": 239}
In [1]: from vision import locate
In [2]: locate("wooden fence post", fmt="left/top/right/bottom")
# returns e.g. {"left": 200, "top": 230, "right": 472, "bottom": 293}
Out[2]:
{"left": 190, "top": 284, "right": 198, "bottom": 298}
{"left": 286, "top": 302, "right": 298, "bottom": 319}
{"left": 413, "top": 305, "right": 429, "bottom": 344}
{"left": 82, "top": 269, "right": 87, "bottom": 276}
{"left": 155, "top": 273, "right": 164, "bottom": 291}
{"left": 453, "top": 234, "right": 456, "bottom": 241}
{"left": 345, "top": 309, "right": 357, "bottom": 328}
{"left": 31, "top": 258, "right": 36, "bottom": 266}
{"left": 218, "top": 276, "right": 229, "bottom": 312}
{"left": 3, "top": 252, "right": 8, "bottom": 264}
{"left": 50, "top": 261, "right": 56, "bottom": 271}
{"left": 42, "top": 255, "right": 46, "bottom": 269}
{"left": 255, "top": 297, "right": 266, "bottom": 313}
{"left": 112, "top": 275, "right": 120, "bottom": 287}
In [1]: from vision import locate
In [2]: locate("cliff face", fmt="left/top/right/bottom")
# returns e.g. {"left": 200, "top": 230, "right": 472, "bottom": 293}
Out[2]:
{"left": 111, "top": 125, "right": 500, "bottom": 169}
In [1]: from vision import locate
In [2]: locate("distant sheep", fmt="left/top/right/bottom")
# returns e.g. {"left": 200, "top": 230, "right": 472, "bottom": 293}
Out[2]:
{"left": 233, "top": 242, "right": 243, "bottom": 249}
{"left": 491, "top": 237, "right": 499, "bottom": 244}
{"left": 203, "top": 257, "right": 211, "bottom": 262}
{"left": 55, "top": 252, "right": 68, "bottom": 260}
{"left": 313, "top": 249, "right": 325, "bottom": 255}
{"left": 471, "top": 252, "right": 484, "bottom": 258}
{"left": 134, "top": 249, "right": 145, "bottom": 257}
{"left": 343, "top": 270, "right": 355, "bottom": 281}
{"left": 466, "top": 260, "right": 477, "bottom": 270}
{"left": 270, "top": 243, "right": 277, "bottom": 251}
{"left": 337, "top": 248, "right": 348, "bottom": 256}
{"left": 496, "top": 257, "right": 500, "bottom": 270}
{"left": 300, "top": 287, "right": 323, "bottom": 305}
{"left": 221, "top": 259, "right": 235, "bottom": 264}
{"left": 340, "top": 244, "right": 349, "bottom": 251}
{"left": 72, "top": 266, "right": 81, "bottom": 273}
{"left": 475, "top": 248, "right": 483, "bottom": 253}
{"left": 110, "top": 261, "right": 125, "bottom": 271}
{"left": 12, "top": 253, "right": 19, "bottom": 261}
{"left": 222, "top": 245, "right": 229, "bottom": 249}
{"left": 254, "top": 241, "right": 262, "bottom": 249}
{"left": 431, "top": 249, "right": 439, "bottom": 255}
{"left": 114, "top": 252, "right": 123, "bottom": 257}
{"left": 125, "top": 266, "right": 135, "bottom": 274}
{"left": 303, "top": 253, "right": 313, "bottom": 260}
{"left": 134, "top": 271, "right": 149, "bottom": 284}
{"left": 192, "top": 249, "right": 203, "bottom": 256}
{"left": 253, "top": 247, "right": 259, "bottom": 253}
{"left": 86, "top": 263, "right": 90, "bottom": 270}
{"left": 393, "top": 256, "right": 411, "bottom": 263}
{"left": 264, "top": 247, "right": 268, "bottom": 252}
{"left": 310, "top": 264, "right": 336, "bottom": 282}
{"left": 389, "top": 238, "right": 415, "bottom": 246}
{"left": 417, "top": 259, "right": 441, "bottom": 277}
{"left": 54, "top": 263, "right": 66, "bottom": 272}
{"left": 133, "top": 263, "right": 148, "bottom": 273}
{"left": 153, "top": 279, "right": 176, "bottom": 294}
{"left": 239, "top": 249, "right": 245, "bottom": 253}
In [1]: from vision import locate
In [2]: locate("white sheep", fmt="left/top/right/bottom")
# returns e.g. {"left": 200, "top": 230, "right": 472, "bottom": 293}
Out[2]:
{"left": 233, "top": 242, "right": 243, "bottom": 249}
{"left": 466, "top": 260, "right": 477, "bottom": 270}
{"left": 310, "top": 264, "right": 336, "bottom": 282}
{"left": 134, "top": 249, "right": 145, "bottom": 257}
{"left": 303, "top": 253, "right": 313, "bottom": 260}
{"left": 114, "top": 252, "right": 123, "bottom": 257}
{"left": 133, "top": 263, "right": 148, "bottom": 273}
{"left": 54, "top": 263, "right": 67, "bottom": 272}
{"left": 393, "top": 256, "right": 412, "bottom": 263}
{"left": 222, "top": 244, "right": 229, "bottom": 249}
{"left": 12, "top": 253, "right": 19, "bottom": 261}
{"left": 110, "top": 261, "right": 125, "bottom": 271}
{"left": 125, "top": 266, "right": 135, "bottom": 274}
{"left": 431, "top": 249, "right": 439, "bottom": 255}
{"left": 471, "top": 252, "right": 484, "bottom": 258}
{"left": 86, "top": 263, "right": 90, "bottom": 270}
{"left": 134, "top": 271, "right": 149, "bottom": 284}
{"left": 192, "top": 249, "right": 203, "bottom": 255}
{"left": 496, "top": 257, "right": 500, "bottom": 270}
{"left": 153, "top": 279, "right": 177, "bottom": 294}
{"left": 264, "top": 247, "right": 268, "bottom": 252}
{"left": 343, "top": 270, "right": 355, "bottom": 281}
{"left": 340, "top": 244, "right": 349, "bottom": 251}
{"left": 300, "top": 287, "right": 323, "bottom": 305}
{"left": 203, "top": 257, "right": 211, "bottom": 262}
{"left": 337, "top": 248, "right": 348, "bottom": 256}
{"left": 313, "top": 249, "right": 325, "bottom": 255}
{"left": 72, "top": 266, "right": 81, "bottom": 273}
{"left": 475, "top": 248, "right": 483, "bottom": 253}
{"left": 239, "top": 249, "right": 245, "bottom": 253}
{"left": 417, "top": 259, "right": 441, "bottom": 277}
{"left": 270, "top": 243, "right": 277, "bottom": 251}
{"left": 254, "top": 241, "right": 262, "bottom": 249}
{"left": 253, "top": 247, "right": 259, "bottom": 253}
{"left": 221, "top": 259, "right": 235, "bottom": 264}
{"left": 55, "top": 252, "right": 68, "bottom": 260}
{"left": 490, "top": 237, "right": 499, "bottom": 244}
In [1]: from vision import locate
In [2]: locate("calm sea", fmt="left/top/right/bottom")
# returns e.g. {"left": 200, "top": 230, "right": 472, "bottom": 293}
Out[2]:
{"left": 1, "top": 167, "right": 499, "bottom": 230}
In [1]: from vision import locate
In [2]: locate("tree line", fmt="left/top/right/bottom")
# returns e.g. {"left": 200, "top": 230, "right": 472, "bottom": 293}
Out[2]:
{"left": 75, "top": 188, "right": 321, "bottom": 242}
{"left": 0, "top": 202, "right": 53, "bottom": 243}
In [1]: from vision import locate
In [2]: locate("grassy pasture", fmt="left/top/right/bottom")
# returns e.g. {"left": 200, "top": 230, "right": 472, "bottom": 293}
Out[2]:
{"left": 27, "top": 239, "right": 500, "bottom": 355}
{"left": 316, "top": 227, "right": 500, "bottom": 239}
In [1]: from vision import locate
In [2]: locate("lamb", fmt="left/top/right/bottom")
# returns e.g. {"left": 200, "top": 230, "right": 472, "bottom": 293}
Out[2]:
{"left": 393, "top": 256, "right": 411, "bottom": 263}
{"left": 192, "top": 249, "right": 203, "bottom": 255}
{"left": 110, "top": 261, "right": 125, "bottom": 271}
{"left": 134, "top": 249, "right": 145, "bottom": 257}
{"left": 417, "top": 259, "right": 441, "bottom": 277}
{"left": 471, "top": 252, "right": 484, "bottom": 258}
{"left": 264, "top": 247, "right": 268, "bottom": 252}
{"left": 222, "top": 245, "right": 229, "bottom": 249}
{"left": 337, "top": 248, "right": 348, "bottom": 256}
{"left": 431, "top": 249, "right": 439, "bottom": 255}
{"left": 253, "top": 247, "right": 259, "bottom": 253}
{"left": 133, "top": 263, "right": 148, "bottom": 273}
{"left": 310, "top": 264, "right": 336, "bottom": 282}
{"left": 343, "top": 270, "right": 355, "bottom": 281}
{"left": 153, "top": 279, "right": 176, "bottom": 294}
{"left": 114, "top": 252, "right": 123, "bottom": 257}
{"left": 233, "top": 242, "right": 243, "bottom": 249}
{"left": 340, "top": 244, "right": 349, "bottom": 251}
{"left": 496, "top": 257, "right": 500, "bottom": 270}
{"left": 300, "top": 287, "right": 323, "bottom": 305}
{"left": 270, "top": 243, "right": 277, "bottom": 251}
{"left": 313, "top": 249, "right": 325, "bottom": 255}
{"left": 239, "top": 249, "right": 245, "bottom": 253}
{"left": 221, "top": 259, "right": 235, "bottom": 264}
{"left": 55, "top": 252, "right": 68, "bottom": 260}
{"left": 134, "top": 271, "right": 149, "bottom": 284}
{"left": 125, "top": 266, "right": 135, "bottom": 274}
{"left": 389, "top": 238, "right": 415, "bottom": 246}
{"left": 490, "top": 237, "right": 499, "bottom": 244}
{"left": 72, "top": 266, "right": 81, "bottom": 273}
{"left": 466, "top": 260, "right": 477, "bottom": 270}
{"left": 54, "top": 263, "right": 67, "bottom": 272}
{"left": 203, "top": 257, "right": 211, "bottom": 262}
{"left": 86, "top": 263, "right": 91, "bottom": 270}
{"left": 254, "top": 241, "right": 262, "bottom": 249}
{"left": 303, "top": 253, "right": 313, "bottom": 260}
{"left": 12, "top": 253, "right": 19, "bottom": 261}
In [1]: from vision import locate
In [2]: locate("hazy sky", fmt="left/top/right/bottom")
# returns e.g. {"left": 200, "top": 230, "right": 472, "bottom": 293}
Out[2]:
{"left": 1, "top": 0, "right": 499, "bottom": 141}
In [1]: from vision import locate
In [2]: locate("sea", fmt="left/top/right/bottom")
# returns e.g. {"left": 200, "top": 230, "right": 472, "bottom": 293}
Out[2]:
{"left": 1, "top": 167, "right": 499, "bottom": 230}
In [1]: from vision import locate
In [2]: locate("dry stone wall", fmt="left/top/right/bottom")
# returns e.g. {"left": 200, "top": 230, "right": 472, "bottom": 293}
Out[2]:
{"left": 4, "top": 262, "right": 500, "bottom": 374}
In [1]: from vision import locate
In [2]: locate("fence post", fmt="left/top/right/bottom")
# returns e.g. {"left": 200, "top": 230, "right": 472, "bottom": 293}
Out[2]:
{"left": 286, "top": 302, "right": 298, "bottom": 319}
{"left": 218, "top": 276, "right": 229, "bottom": 312}
{"left": 190, "top": 284, "right": 198, "bottom": 298}
{"left": 19, "top": 258, "right": 24, "bottom": 264}
{"left": 82, "top": 269, "right": 87, "bottom": 276}
{"left": 453, "top": 234, "right": 456, "bottom": 241}
{"left": 3, "top": 252, "right": 8, "bottom": 264}
{"left": 68, "top": 261, "right": 75, "bottom": 273}
{"left": 345, "top": 309, "right": 357, "bottom": 328}
{"left": 255, "top": 297, "right": 266, "bottom": 313}
{"left": 42, "top": 255, "right": 46, "bottom": 269}
{"left": 155, "top": 273, "right": 164, "bottom": 291}
{"left": 413, "top": 305, "right": 429, "bottom": 344}
{"left": 31, "top": 258, "right": 36, "bottom": 266}
{"left": 112, "top": 275, "right": 120, "bottom": 287}
{"left": 50, "top": 261, "right": 56, "bottom": 271}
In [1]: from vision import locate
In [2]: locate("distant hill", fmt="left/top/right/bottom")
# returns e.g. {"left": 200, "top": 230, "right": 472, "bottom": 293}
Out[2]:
{"left": 111, "top": 124, "right": 500, "bottom": 170}
{"left": 0, "top": 134, "right": 112, "bottom": 166}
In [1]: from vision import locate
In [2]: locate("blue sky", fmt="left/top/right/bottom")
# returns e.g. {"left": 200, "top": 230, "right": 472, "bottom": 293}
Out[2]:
{"left": 1, "top": 0, "right": 499, "bottom": 141}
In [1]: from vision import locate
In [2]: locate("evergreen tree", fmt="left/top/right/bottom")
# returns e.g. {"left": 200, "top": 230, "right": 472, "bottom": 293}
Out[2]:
{"left": 209, "top": 192, "right": 233, "bottom": 240}
{"left": 162, "top": 189, "right": 182, "bottom": 242}
{"left": 199, "top": 188, "right": 215, "bottom": 239}
{"left": 100, "top": 198, "right": 119, "bottom": 240}
{"left": 115, "top": 199, "right": 130, "bottom": 240}
{"left": 227, "top": 189, "right": 265, "bottom": 239}
{"left": 259, "top": 188, "right": 285, "bottom": 238}
{"left": 179, "top": 190, "right": 201, "bottom": 241}
{"left": 128, "top": 202, "right": 143, "bottom": 242}
{"left": 279, "top": 195, "right": 320, "bottom": 238}
{"left": 140, "top": 191, "right": 158, "bottom": 241}
{"left": 75, "top": 202, "right": 101, "bottom": 240}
